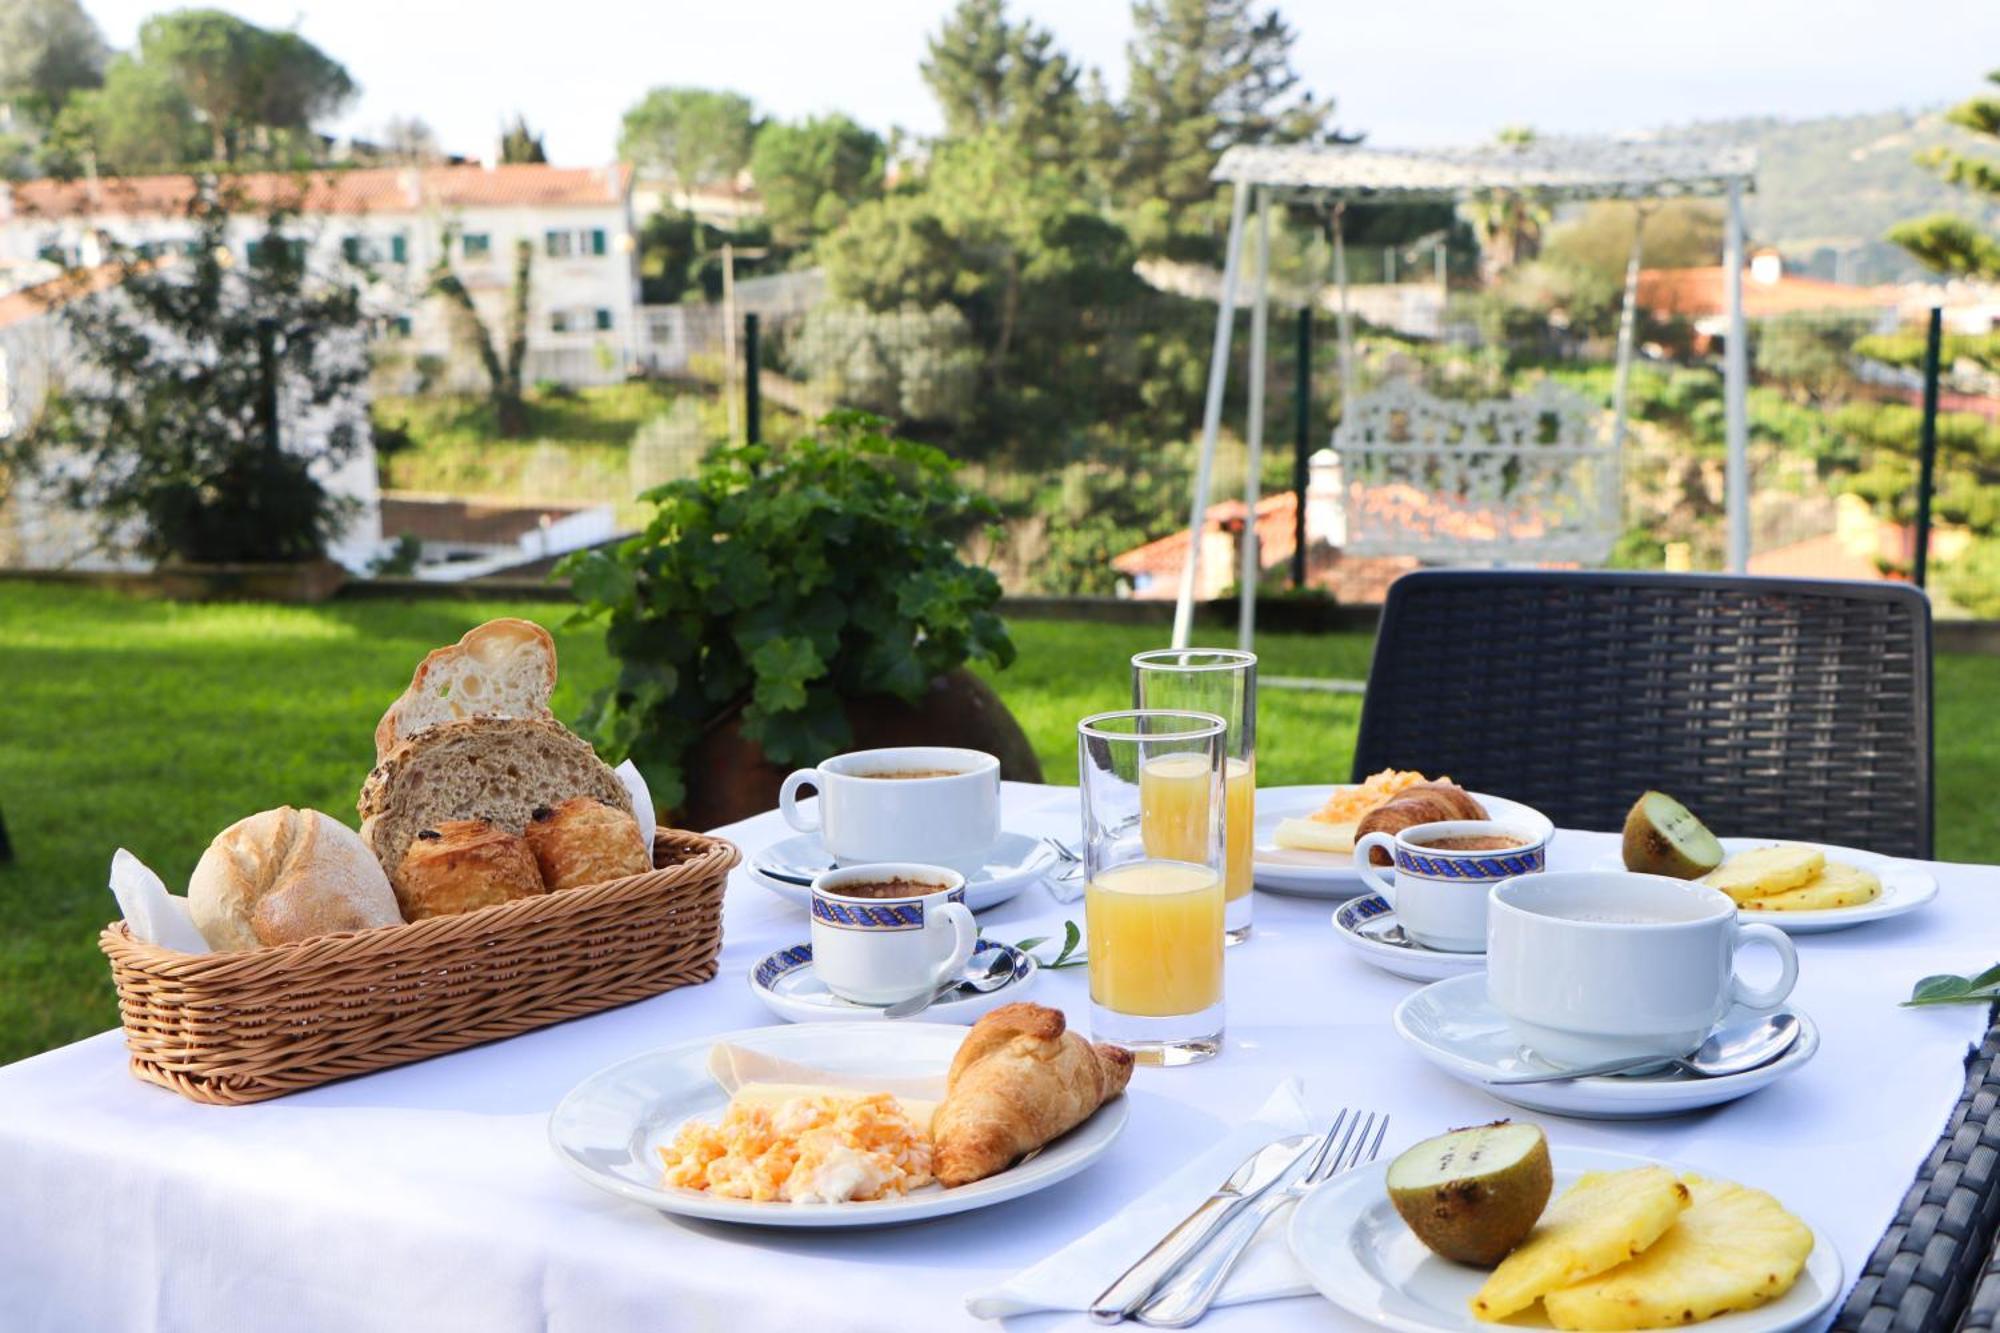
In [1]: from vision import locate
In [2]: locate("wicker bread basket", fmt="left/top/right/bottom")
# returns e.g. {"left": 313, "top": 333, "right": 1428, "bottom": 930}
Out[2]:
{"left": 100, "top": 829, "right": 737, "bottom": 1105}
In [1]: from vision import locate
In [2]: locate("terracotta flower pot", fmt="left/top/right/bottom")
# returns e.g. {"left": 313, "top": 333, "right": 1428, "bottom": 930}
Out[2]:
{"left": 676, "top": 668, "right": 1044, "bottom": 831}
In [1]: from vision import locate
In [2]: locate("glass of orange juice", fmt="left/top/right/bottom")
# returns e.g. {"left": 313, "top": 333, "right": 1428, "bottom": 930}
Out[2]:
{"left": 1078, "top": 709, "right": 1227, "bottom": 1066}
{"left": 1132, "top": 649, "right": 1257, "bottom": 944}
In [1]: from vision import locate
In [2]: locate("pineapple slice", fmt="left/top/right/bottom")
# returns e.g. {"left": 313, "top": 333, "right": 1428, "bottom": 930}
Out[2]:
{"left": 1701, "top": 846, "right": 1825, "bottom": 904}
{"left": 1541, "top": 1174, "right": 1814, "bottom": 1330}
{"left": 1471, "top": 1167, "right": 1691, "bottom": 1322}
{"left": 1740, "top": 861, "right": 1882, "bottom": 912}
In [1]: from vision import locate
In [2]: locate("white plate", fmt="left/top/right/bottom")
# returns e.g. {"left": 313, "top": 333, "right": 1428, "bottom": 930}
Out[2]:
{"left": 1589, "top": 838, "right": 1938, "bottom": 934}
{"left": 1393, "top": 973, "right": 1819, "bottom": 1119}
{"left": 747, "top": 830, "right": 1057, "bottom": 912}
{"left": 548, "top": 1022, "right": 1126, "bottom": 1227}
{"left": 1288, "top": 1144, "right": 1843, "bottom": 1333}
{"left": 1332, "top": 895, "right": 1488, "bottom": 982}
{"left": 1254, "top": 786, "right": 1555, "bottom": 899}
{"left": 748, "top": 939, "right": 1039, "bottom": 1024}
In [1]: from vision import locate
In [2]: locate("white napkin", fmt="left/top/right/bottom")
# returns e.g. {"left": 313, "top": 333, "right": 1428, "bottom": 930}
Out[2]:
{"left": 1043, "top": 865, "right": 1084, "bottom": 904}
{"left": 108, "top": 848, "right": 211, "bottom": 954}
{"left": 615, "top": 760, "right": 656, "bottom": 849}
{"left": 965, "top": 1080, "right": 1317, "bottom": 1320}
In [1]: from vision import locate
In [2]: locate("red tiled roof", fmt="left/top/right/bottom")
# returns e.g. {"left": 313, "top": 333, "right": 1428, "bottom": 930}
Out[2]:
{"left": 0, "top": 261, "right": 142, "bottom": 330}
{"left": 1637, "top": 266, "right": 1898, "bottom": 319}
{"left": 1114, "top": 492, "right": 1302, "bottom": 576}
{"left": 8, "top": 164, "right": 631, "bottom": 221}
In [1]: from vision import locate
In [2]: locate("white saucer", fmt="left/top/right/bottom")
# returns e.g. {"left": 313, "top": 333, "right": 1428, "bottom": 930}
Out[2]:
{"left": 1590, "top": 838, "right": 1937, "bottom": 934}
{"left": 1393, "top": 973, "right": 1819, "bottom": 1119}
{"left": 748, "top": 830, "right": 1057, "bottom": 912}
{"left": 1253, "top": 786, "right": 1554, "bottom": 899}
{"left": 1332, "top": 894, "right": 1487, "bottom": 982}
{"left": 749, "top": 940, "right": 1038, "bottom": 1024}
{"left": 1289, "top": 1143, "right": 1843, "bottom": 1332}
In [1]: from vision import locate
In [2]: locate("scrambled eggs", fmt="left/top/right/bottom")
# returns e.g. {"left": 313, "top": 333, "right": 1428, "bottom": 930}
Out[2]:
{"left": 659, "top": 1092, "right": 935, "bottom": 1204}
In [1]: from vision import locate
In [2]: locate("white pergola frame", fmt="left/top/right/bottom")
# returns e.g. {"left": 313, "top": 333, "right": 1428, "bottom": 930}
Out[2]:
{"left": 1172, "top": 138, "right": 1759, "bottom": 650}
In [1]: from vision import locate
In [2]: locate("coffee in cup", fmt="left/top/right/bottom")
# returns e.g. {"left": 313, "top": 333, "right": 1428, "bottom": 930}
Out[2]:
{"left": 779, "top": 747, "right": 1001, "bottom": 876}
{"left": 809, "top": 863, "right": 976, "bottom": 1006}
{"left": 1486, "top": 870, "right": 1799, "bottom": 1067}
{"left": 1353, "top": 819, "right": 1549, "bottom": 953}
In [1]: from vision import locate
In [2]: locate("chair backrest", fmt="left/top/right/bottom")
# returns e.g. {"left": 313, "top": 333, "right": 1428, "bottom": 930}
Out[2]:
{"left": 1352, "top": 570, "right": 1934, "bottom": 858}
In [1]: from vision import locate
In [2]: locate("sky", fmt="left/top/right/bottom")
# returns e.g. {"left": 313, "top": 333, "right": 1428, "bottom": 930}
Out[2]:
{"left": 83, "top": 0, "right": 2000, "bottom": 165}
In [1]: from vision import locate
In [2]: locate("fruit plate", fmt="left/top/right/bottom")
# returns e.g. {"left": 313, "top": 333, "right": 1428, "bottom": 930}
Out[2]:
{"left": 1590, "top": 838, "right": 1938, "bottom": 935}
{"left": 1253, "top": 786, "right": 1554, "bottom": 899}
{"left": 549, "top": 1021, "right": 1126, "bottom": 1228}
{"left": 1287, "top": 1145, "right": 1843, "bottom": 1333}
{"left": 1393, "top": 974, "right": 1820, "bottom": 1120}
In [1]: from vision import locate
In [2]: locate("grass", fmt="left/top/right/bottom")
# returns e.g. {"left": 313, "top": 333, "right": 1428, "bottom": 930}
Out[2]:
{"left": 0, "top": 582, "right": 1993, "bottom": 1066}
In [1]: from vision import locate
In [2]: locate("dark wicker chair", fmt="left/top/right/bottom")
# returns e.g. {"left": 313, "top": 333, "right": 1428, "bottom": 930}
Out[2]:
{"left": 1351, "top": 570, "right": 1934, "bottom": 858}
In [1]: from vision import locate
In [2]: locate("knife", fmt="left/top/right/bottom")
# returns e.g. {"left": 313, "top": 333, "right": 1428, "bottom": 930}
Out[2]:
{"left": 1087, "top": 1134, "right": 1316, "bottom": 1325}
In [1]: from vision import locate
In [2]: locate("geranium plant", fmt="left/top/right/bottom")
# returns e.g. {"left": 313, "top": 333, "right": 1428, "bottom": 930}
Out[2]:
{"left": 561, "top": 411, "right": 1016, "bottom": 809}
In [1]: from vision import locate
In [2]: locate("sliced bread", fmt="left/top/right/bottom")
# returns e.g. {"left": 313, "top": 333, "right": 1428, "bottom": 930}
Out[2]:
{"left": 358, "top": 716, "right": 635, "bottom": 881}
{"left": 373, "top": 618, "right": 558, "bottom": 761}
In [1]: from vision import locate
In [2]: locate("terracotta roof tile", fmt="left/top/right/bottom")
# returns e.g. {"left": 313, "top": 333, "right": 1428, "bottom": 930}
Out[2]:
{"left": 1637, "top": 266, "right": 1898, "bottom": 319}
{"left": 9, "top": 164, "right": 631, "bottom": 221}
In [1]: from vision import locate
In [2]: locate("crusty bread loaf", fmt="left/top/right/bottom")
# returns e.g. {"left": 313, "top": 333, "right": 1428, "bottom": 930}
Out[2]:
{"left": 358, "top": 717, "right": 634, "bottom": 880}
{"left": 373, "top": 618, "right": 557, "bottom": 761}
{"left": 190, "top": 807, "right": 404, "bottom": 951}
{"left": 392, "top": 818, "right": 545, "bottom": 919}
{"left": 525, "top": 796, "right": 652, "bottom": 891}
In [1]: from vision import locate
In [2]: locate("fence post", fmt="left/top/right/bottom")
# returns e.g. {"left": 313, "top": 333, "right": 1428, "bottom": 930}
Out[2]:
{"left": 1914, "top": 305, "right": 1943, "bottom": 589}
{"left": 1292, "top": 305, "right": 1312, "bottom": 590}
{"left": 743, "top": 311, "right": 761, "bottom": 445}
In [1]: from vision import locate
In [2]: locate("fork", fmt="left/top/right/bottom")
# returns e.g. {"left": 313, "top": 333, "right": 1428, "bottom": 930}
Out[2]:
{"left": 1041, "top": 835, "right": 1085, "bottom": 881}
{"left": 1133, "top": 1109, "right": 1390, "bottom": 1328}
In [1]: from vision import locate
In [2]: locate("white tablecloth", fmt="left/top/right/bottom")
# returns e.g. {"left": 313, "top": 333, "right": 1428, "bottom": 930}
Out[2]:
{"left": 2, "top": 781, "right": 1995, "bottom": 1333}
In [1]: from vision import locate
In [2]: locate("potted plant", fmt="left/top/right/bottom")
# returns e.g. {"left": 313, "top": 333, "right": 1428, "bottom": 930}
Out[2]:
{"left": 561, "top": 412, "right": 1040, "bottom": 829}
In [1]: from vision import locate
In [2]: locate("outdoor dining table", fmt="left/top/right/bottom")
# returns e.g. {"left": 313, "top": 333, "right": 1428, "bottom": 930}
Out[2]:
{"left": 3, "top": 780, "right": 1997, "bottom": 1332}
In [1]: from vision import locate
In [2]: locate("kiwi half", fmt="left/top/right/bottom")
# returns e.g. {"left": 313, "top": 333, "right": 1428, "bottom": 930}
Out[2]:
{"left": 1622, "top": 790, "right": 1724, "bottom": 880}
{"left": 1386, "top": 1121, "right": 1552, "bottom": 1266}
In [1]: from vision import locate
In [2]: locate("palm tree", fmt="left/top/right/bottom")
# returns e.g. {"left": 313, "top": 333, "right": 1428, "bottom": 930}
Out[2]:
{"left": 1464, "top": 126, "right": 1552, "bottom": 285}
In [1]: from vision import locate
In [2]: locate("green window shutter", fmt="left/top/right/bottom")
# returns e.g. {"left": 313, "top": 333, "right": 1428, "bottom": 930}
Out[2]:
{"left": 550, "top": 311, "right": 566, "bottom": 333}
{"left": 342, "top": 237, "right": 361, "bottom": 263}
{"left": 595, "top": 308, "right": 612, "bottom": 330}
{"left": 390, "top": 234, "right": 407, "bottom": 264}
{"left": 464, "top": 233, "right": 490, "bottom": 258}
{"left": 591, "top": 229, "right": 606, "bottom": 256}
{"left": 545, "top": 230, "right": 562, "bottom": 257}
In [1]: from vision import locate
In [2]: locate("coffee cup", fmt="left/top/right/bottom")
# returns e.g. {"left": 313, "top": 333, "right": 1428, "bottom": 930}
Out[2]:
{"left": 1353, "top": 820, "right": 1548, "bottom": 953}
{"left": 809, "top": 863, "right": 977, "bottom": 1006}
{"left": 1487, "top": 870, "right": 1799, "bottom": 1067}
{"left": 779, "top": 747, "right": 1001, "bottom": 876}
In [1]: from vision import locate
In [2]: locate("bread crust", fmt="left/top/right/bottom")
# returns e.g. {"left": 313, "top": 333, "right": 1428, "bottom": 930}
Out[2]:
{"left": 189, "top": 807, "right": 403, "bottom": 951}
{"left": 932, "top": 1003, "right": 1134, "bottom": 1187}
{"left": 373, "top": 618, "right": 557, "bottom": 760}
{"left": 525, "top": 796, "right": 652, "bottom": 892}
{"left": 1357, "top": 782, "right": 1488, "bottom": 863}
{"left": 393, "top": 818, "right": 545, "bottom": 919}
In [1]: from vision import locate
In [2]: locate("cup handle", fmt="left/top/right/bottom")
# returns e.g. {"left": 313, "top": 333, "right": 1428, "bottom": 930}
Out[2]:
{"left": 778, "top": 768, "right": 822, "bottom": 833}
{"left": 927, "top": 902, "right": 978, "bottom": 991}
{"left": 1355, "top": 832, "right": 1398, "bottom": 907}
{"left": 1729, "top": 922, "right": 1799, "bottom": 1009}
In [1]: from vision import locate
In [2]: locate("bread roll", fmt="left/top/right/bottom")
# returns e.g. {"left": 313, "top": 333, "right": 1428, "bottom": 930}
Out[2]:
{"left": 189, "top": 807, "right": 403, "bottom": 951}
{"left": 358, "top": 716, "right": 634, "bottom": 879}
{"left": 374, "top": 619, "right": 557, "bottom": 761}
{"left": 525, "top": 796, "right": 652, "bottom": 891}
{"left": 393, "top": 819, "right": 545, "bottom": 920}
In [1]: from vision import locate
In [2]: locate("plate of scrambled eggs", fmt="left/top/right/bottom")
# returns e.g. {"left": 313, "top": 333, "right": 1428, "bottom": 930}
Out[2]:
{"left": 548, "top": 1022, "right": 1128, "bottom": 1227}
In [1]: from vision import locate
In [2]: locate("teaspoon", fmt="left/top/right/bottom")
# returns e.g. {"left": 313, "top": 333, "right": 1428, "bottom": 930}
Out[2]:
{"left": 1486, "top": 1011, "right": 1802, "bottom": 1085}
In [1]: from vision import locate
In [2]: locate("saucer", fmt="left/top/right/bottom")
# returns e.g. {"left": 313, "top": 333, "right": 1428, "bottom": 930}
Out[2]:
{"left": 748, "top": 940, "right": 1038, "bottom": 1024}
{"left": 1332, "top": 895, "right": 1487, "bottom": 982}
{"left": 1589, "top": 839, "right": 1938, "bottom": 935}
{"left": 748, "top": 830, "right": 1056, "bottom": 912}
{"left": 1393, "top": 973, "right": 1819, "bottom": 1120}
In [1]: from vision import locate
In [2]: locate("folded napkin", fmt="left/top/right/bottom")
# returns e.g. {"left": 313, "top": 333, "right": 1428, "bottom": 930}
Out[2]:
{"left": 615, "top": 760, "right": 656, "bottom": 850}
{"left": 1043, "top": 865, "right": 1084, "bottom": 905}
{"left": 965, "top": 1080, "right": 1318, "bottom": 1320}
{"left": 109, "top": 848, "right": 211, "bottom": 953}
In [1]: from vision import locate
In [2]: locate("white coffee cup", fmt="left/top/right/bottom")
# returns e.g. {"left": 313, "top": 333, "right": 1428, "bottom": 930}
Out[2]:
{"left": 1354, "top": 819, "right": 1549, "bottom": 953}
{"left": 809, "top": 863, "right": 977, "bottom": 1006}
{"left": 1487, "top": 870, "right": 1800, "bottom": 1067}
{"left": 779, "top": 747, "right": 1001, "bottom": 877}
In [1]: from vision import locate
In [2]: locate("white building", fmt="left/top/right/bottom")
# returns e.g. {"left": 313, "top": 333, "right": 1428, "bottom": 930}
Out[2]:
{"left": 0, "top": 163, "right": 640, "bottom": 388}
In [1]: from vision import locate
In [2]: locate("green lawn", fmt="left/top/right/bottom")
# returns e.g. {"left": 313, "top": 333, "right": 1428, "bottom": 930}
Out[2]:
{"left": 0, "top": 583, "right": 1993, "bottom": 1065}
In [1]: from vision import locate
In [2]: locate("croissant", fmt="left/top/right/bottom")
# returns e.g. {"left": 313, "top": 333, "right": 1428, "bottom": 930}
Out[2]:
{"left": 1357, "top": 781, "right": 1488, "bottom": 863}
{"left": 932, "top": 1003, "right": 1134, "bottom": 1187}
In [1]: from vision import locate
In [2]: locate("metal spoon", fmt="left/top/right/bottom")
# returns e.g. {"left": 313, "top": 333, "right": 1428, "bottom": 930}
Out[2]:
{"left": 1486, "top": 1011, "right": 1802, "bottom": 1085}
{"left": 883, "top": 948, "right": 1019, "bottom": 1020}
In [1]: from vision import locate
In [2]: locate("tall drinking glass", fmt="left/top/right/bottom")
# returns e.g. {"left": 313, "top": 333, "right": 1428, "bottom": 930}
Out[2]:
{"left": 1077, "top": 709, "right": 1226, "bottom": 1066}
{"left": 1131, "top": 648, "right": 1257, "bottom": 944}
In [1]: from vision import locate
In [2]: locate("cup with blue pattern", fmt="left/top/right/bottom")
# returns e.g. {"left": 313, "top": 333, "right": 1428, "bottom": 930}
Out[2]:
{"left": 1353, "top": 819, "right": 1549, "bottom": 953}
{"left": 808, "top": 862, "right": 976, "bottom": 1006}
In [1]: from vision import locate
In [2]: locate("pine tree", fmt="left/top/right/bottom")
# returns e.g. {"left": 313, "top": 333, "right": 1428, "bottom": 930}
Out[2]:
{"left": 499, "top": 113, "right": 547, "bottom": 165}
{"left": 1889, "top": 70, "right": 2000, "bottom": 285}
{"left": 921, "top": 0, "right": 1087, "bottom": 171}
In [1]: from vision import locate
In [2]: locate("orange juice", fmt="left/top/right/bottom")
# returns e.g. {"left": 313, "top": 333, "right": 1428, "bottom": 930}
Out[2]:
{"left": 1140, "top": 753, "right": 1254, "bottom": 901}
{"left": 1085, "top": 859, "right": 1224, "bottom": 1017}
